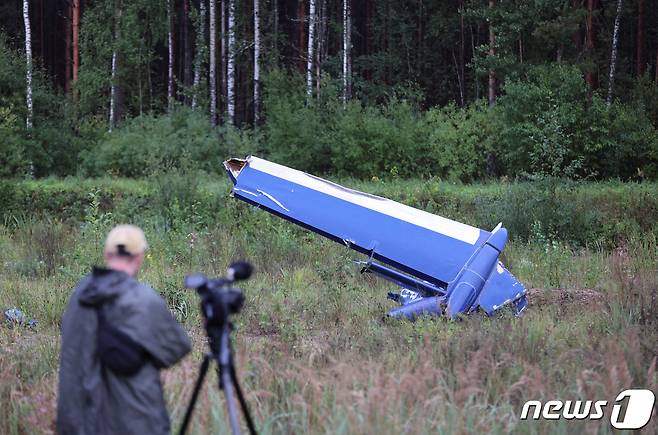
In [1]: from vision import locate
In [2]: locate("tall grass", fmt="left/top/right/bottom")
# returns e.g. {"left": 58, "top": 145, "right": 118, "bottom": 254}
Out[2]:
{"left": 0, "top": 180, "right": 656, "bottom": 434}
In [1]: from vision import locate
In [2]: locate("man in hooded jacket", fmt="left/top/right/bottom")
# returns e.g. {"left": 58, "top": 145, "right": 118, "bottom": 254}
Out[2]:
{"left": 57, "top": 225, "right": 191, "bottom": 435}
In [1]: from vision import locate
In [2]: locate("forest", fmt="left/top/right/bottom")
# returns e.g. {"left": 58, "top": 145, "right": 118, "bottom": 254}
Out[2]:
{"left": 2, "top": 2, "right": 658, "bottom": 434}
{"left": 1, "top": 0, "right": 658, "bottom": 181}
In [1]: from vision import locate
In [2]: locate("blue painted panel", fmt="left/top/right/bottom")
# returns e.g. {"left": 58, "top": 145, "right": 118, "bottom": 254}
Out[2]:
{"left": 231, "top": 162, "right": 489, "bottom": 285}
{"left": 476, "top": 261, "right": 527, "bottom": 315}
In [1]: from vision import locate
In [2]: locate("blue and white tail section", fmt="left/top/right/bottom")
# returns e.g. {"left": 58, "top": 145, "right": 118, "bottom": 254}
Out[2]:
{"left": 224, "top": 156, "right": 528, "bottom": 320}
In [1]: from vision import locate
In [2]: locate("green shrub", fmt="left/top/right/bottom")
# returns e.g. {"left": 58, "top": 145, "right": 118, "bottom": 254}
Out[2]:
{"left": 82, "top": 109, "right": 228, "bottom": 176}
{"left": 425, "top": 102, "right": 496, "bottom": 182}
{"left": 0, "top": 34, "right": 86, "bottom": 177}
{"left": 495, "top": 64, "right": 658, "bottom": 180}
{"left": 329, "top": 98, "right": 431, "bottom": 178}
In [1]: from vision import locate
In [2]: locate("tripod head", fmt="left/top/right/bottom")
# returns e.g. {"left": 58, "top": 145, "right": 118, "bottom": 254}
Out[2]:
{"left": 185, "top": 262, "right": 253, "bottom": 327}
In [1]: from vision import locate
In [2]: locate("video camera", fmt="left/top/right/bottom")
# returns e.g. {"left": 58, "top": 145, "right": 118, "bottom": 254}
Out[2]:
{"left": 184, "top": 261, "right": 253, "bottom": 326}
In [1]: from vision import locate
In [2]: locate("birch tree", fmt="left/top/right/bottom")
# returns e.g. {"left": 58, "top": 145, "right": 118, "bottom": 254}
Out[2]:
{"left": 253, "top": 0, "right": 261, "bottom": 125}
{"left": 220, "top": 0, "right": 226, "bottom": 115}
{"left": 167, "top": 0, "right": 174, "bottom": 113}
{"left": 606, "top": 0, "right": 623, "bottom": 106}
{"left": 109, "top": 0, "right": 123, "bottom": 132}
{"left": 227, "top": 0, "right": 236, "bottom": 124}
{"left": 342, "top": 0, "right": 351, "bottom": 107}
{"left": 209, "top": 0, "right": 217, "bottom": 125}
{"left": 192, "top": 0, "right": 206, "bottom": 111}
{"left": 23, "top": 0, "right": 33, "bottom": 129}
{"left": 306, "top": 0, "right": 316, "bottom": 100}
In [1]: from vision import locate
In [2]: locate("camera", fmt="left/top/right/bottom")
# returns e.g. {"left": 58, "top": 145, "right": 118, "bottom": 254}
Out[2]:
{"left": 184, "top": 261, "right": 253, "bottom": 326}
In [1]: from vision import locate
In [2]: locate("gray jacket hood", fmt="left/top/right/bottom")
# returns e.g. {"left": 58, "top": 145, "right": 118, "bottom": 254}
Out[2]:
{"left": 78, "top": 267, "right": 134, "bottom": 307}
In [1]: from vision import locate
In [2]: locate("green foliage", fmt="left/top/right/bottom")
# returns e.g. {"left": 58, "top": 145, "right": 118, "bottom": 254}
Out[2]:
{"left": 425, "top": 101, "right": 495, "bottom": 182}
{"left": 81, "top": 108, "right": 252, "bottom": 177}
{"left": 496, "top": 64, "right": 658, "bottom": 179}
{"left": 0, "top": 35, "right": 88, "bottom": 177}
{"left": 77, "top": 0, "right": 167, "bottom": 121}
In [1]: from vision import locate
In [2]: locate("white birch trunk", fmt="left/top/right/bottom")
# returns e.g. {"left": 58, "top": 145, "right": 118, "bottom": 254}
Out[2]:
{"left": 209, "top": 0, "right": 217, "bottom": 125}
{"left": 167, "top": 0, "right": 174, "bottom": 113}
{"left": 192, "top": 0, "right": 206, "bottom": 111}
{"left": 23, "top": 0, "right": 33, "bottom": 130}
{"left": 227, "top": 0, "right": 236, "bottom": 124}
{"left": 607, "top": 0, "right": 624, "bottom": 106}
{"left": 306, "top": 0, "right": 316, "bottom": 100}
{"left": 342, "top": 0, "right": 350, "bottom": 107}
{"left": 253, "top": 0, "right": 261, "bottom": 125}
{"left": 220, "top": 0, "right": 226, "bottom": 116}
{"left": 109, "top": 2, "right": 122, "bottom": 132}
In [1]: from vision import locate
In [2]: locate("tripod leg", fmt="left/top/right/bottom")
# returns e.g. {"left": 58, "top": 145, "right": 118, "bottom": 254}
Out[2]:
{"left": 231, "top": 367, "right": 258, "bottom": 435}
{"left": 221, "top": 369, "right": 243, "bottom": 435}
{"left": 178, "top": 354, "right": 212, "bottom": 435}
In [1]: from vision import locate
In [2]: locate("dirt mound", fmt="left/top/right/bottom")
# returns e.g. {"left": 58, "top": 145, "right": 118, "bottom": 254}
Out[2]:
{"left": 526, "top": 287, "right": 606, "bottom": 307}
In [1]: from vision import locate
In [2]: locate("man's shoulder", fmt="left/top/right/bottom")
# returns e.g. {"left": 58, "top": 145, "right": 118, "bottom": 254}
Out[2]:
{"left": 123, "top": 280, "right": 166, "bottom": 307}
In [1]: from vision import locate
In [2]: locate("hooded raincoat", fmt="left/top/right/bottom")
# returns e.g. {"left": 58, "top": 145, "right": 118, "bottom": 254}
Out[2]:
{"left": 57, "top": 267, "right": 191, "bottom": 435}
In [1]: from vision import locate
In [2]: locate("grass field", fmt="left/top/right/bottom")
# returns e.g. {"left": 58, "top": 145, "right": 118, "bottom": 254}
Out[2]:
{"left": 1, "top": 176, "right": 657, "bottom": 434}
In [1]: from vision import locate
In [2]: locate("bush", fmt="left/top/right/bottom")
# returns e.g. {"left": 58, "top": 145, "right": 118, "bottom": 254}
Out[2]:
{"left": 329, "top": 98, "right": 431, "bottom": 178}
{"left": 81, "top": 108, "right": 249, "bottom": 176}
{"left": 263, "top": 69, "right": 431, "bottom": 178}
{"left": 0, "top": 34, "right": 89, "bottom": 177}
{"left": 425, "top": 102, "right": 496, "bottom": 182}
{"left": 495, "top": 64, "right": 658, "bottom": 180}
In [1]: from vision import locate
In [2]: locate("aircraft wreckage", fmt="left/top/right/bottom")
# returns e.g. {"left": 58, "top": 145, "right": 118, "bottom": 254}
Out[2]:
{"left": 224, "top": 156, "right": 528, "bottom": 320}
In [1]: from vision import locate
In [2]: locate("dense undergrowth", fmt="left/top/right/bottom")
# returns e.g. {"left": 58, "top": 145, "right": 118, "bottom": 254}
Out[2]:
{"left": 3, "top": 30, "right": 658, "bottom": 182}
{"left": 0, "top": 177, "right": 657, "bottom": 434}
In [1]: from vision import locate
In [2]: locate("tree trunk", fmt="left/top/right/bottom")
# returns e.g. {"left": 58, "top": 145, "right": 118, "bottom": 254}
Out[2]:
{"left": 636, "top": 0, "right": 644, "bottom": 76}
{"left": 192, "top": 0, "right": 206, "bottom": 111}
{"left": 167, "top": 0, "right": 175, "bottom": 112}
{"left": 227, "top": 0, "right": 236, "bottom": 124}
{"left": 458, "top": 0, "right": 465, "bottom": 106}
{"left": 315, "top": 0, "right": 321, "bottom": 97}
{"left": 209, "top": 0, "right": 217, "bottom": 125}
{"left": 23, "top": 0, "right": 33, "bottom": 129}
{"left": 220, "top": 0, "right": 226, "bottom": 117}
{"left": 298, "top": 1, "right": 306, "bottom": 73}
{"left": 606, "top": 0, "right": 623, "bottom": 106}
{"left": 184, "top": 0, "right": 193, "bottom": 96}
{"left": 273, "top": 0, "right": 278, "bottom": 54}
{"left": 109, "top": 0, "right": 123, "bottom": 132}
{"left": 254, "top": 0, "right": 260, "bottom": 125}
{"left": 73, "top": 0, "right": 80, "bottom": 83}
{"left": 65, "top": 0, "right": 72, "bottom": 93}
{"left": 306, "top": 0, "right": 316, "bottom": 100}
{"left": 488, "top": 0, "right": 496, "bottom": 106}
{"left": 585, "top": 0, "right": 597, "bottom": 90}
{"left": 342, "top": 0, "right": 350, "bottom": 107}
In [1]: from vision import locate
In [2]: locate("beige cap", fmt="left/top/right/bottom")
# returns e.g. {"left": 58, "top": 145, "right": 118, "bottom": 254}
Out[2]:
{"left": 104, "top": 225, "right": 148, "bottom": 256}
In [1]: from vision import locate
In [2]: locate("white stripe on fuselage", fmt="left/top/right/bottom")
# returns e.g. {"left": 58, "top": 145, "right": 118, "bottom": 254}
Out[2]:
{"left": 244, "top": 156, "right": 481, "bottom": 245}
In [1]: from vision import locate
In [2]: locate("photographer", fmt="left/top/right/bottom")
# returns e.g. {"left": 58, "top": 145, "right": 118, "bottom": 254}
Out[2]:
{"left": 57, "top": 225, "right": 191, "bottom": 435}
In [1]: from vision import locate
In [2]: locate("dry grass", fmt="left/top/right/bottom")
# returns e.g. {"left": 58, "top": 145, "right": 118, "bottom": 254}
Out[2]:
{"left": 1, "top": 210, "right": 657, "bottom": 434}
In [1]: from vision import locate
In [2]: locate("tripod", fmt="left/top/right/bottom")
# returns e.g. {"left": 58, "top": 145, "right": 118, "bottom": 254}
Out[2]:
{"left": 178, "top": 298, "right": 257, "bottom": 435}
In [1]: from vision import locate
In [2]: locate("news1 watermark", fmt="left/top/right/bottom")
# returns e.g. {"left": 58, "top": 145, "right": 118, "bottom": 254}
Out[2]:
{"left": 520, "top": 389, "right": 656, "bottom": 429}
